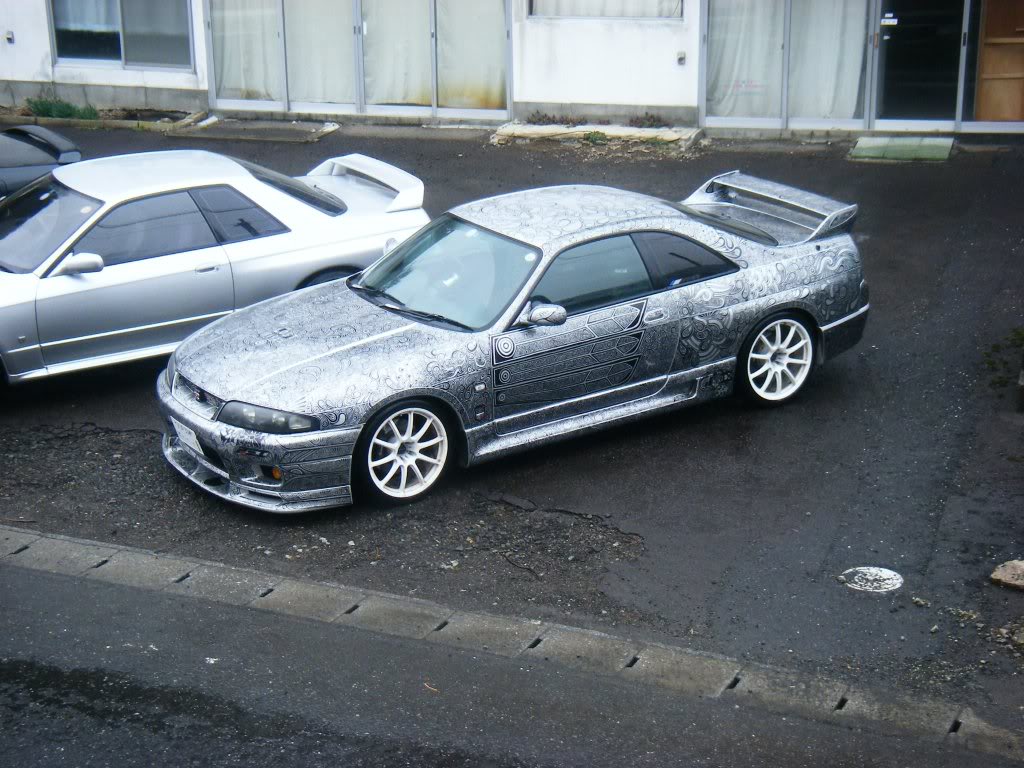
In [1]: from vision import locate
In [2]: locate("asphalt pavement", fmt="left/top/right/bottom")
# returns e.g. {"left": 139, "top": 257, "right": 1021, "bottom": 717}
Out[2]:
{"left": 1, "top": 126, "right": 1022, "bottom": 747}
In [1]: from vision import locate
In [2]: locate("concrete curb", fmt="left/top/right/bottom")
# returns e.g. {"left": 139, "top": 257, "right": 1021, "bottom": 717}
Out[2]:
{"left": 491, "top": 122, "right": 703, "bottom": 150}
{"left": 0, "top": 110, "right": 207, "bottom": 133}
{"left": 1, "top": 524, "right": 1020, "bottom": 762}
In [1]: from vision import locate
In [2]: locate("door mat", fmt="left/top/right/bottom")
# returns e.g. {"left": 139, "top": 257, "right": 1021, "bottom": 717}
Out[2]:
{"left": 168, "top": 116, "right": 339, "bottom": 143}
{"left": 849, "top": 136, "right": 954, "bottom": 162}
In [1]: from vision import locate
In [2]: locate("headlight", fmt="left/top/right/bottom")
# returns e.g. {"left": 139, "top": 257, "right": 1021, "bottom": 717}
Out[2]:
{"left": 218, "top": 401, "right": 320, "bottom": 434}
{"left": 165, "top": 353, "right": 177, "bottom": 387}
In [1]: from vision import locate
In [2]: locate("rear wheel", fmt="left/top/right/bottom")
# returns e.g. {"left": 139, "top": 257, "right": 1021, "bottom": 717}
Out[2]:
{"left": 355, "top": 400, "right": 451, "bottom": 505}
{"left": 738, "top": 314, "right": 815, "bottom": 404}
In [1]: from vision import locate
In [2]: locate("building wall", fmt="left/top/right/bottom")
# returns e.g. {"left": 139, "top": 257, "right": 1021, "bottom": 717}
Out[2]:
{"left": 0, "top": 0, "right": 209, "bottom": 111}
{"left": 511, "top": 0, "right": 700, "bottom": 123}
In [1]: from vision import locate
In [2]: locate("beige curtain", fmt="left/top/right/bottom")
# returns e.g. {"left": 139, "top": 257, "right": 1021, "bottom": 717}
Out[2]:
{"left": 362, "top": 0, "right": 432, "bottom": 106}
{"left": 707, "top": 0, "right": 784, "bottom": 118}
{"left": 532, "top": 1, "right": 682, "bottom": 16}
{"left": 437, "top": 0, "right": 507, "bottom": 109}
{"left": 285, "top": 0, "right": 357, "bottom": 104}
{"left": 211, "top": 0, "right": 284, "bottom": 102}
{"left": 788, "top": 0, "right": 869, "bottom": 119}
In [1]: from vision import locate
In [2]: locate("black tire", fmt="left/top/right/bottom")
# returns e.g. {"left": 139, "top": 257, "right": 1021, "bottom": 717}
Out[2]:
{"left": 354, "top": 399, "right": 455, "bottom": 506}
{"left": 736, "top": 312, "right": 816, "bottom": 406}
{"left": 299, "top": 269, "right": 355, "bottom": 289}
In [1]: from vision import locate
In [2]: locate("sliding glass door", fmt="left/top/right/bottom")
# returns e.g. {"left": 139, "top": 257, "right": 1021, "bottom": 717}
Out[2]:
{"left": 207, "top": 0, "right": 509, "bottom": 117}
{"left": 706, "top": 0, "right": 785, "bottom": 121}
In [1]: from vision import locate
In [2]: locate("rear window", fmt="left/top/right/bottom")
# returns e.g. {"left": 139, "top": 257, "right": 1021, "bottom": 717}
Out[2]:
{"left": 190, "top": 185, "right": 288, "bottom": 243}
{"left": 239, "top": 159, "right": 347, "bottom": 216}
{"left": 668, "top": 202, "right": 779, "bottom": 246}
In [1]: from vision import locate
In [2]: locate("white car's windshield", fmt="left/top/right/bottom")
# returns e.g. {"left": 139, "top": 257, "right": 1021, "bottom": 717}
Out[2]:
{"left": 0, "top": 175, "right": 101, "bottom": 274}
{"left": 353, "top": 216, "right": 540, "bottom": 331}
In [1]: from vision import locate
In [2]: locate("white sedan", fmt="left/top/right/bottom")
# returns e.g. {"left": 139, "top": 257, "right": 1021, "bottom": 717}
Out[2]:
{"left": 0, "top": 150, "right": 429, "bottom": 384}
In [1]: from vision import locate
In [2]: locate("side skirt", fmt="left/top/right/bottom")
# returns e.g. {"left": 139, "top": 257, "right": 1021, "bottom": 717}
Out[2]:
{"left": 465, "top": 358, "right": 736, "bottom": 465}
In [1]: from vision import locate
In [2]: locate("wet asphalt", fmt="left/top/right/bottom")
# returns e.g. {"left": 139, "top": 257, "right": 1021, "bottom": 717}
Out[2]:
{"left": 0, "top": 126, "right": 1022, "bottom": 726}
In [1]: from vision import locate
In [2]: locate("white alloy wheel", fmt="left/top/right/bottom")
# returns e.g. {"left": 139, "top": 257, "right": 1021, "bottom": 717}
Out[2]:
{"left": 746, "top": 318, "right": 813, "bottom": 402}
{"left": 367, "top": 407, "right": 449, "bottom": 499}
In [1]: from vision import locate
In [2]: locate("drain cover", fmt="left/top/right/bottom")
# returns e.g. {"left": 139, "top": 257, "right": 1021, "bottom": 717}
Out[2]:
{"left": 840, "top": 567, "right": 903, "bottom": 593}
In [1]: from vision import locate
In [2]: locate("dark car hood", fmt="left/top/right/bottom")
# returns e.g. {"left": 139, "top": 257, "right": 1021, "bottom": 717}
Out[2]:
{"left": 175, "top": 281, "right": 423, "bottom": 411}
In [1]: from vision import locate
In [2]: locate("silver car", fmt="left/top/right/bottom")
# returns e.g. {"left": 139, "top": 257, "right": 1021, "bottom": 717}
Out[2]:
{"left": 0, "top": 150, "right": 428, "bottom": 384}
{"left": 157, "top": 172, "right": 869, "bottom": 513}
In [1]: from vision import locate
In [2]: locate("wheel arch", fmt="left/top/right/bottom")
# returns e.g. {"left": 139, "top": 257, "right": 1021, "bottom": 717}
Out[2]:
{"left": 355, "top": 390, "right": 471, "bottom": 468}
{"left": 295, "top": 265, "right": 361, "bottom": 291}
{"left": 746, "top": 303, "right": 824, "bottom": 365}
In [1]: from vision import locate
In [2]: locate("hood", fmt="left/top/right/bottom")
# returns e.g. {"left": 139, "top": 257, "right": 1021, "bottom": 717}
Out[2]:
{"left": 175, "top": 281, "right": 436, "bottom": 414}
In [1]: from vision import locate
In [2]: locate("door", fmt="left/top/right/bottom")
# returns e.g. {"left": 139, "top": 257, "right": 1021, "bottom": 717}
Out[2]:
{"left": 490, "top": 234, "right": 680, "bottom": 436}
{"left": 208, "top": 0, "right": 287, "bottom": 110}
{"left": 360, "top": 0, "right": 433, "bottom": 108}
{"left": 436, "top": 0, "right": 508, "bottom": 113}
{"left": 36, "top": 191, "right": 233, "bottom": 368}
{"left": 874, "top": 0, "right": 964, "bottom": 120}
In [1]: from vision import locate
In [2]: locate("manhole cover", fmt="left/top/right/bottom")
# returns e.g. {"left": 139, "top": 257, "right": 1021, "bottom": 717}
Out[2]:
{"left": 840, "top": 567, "right": 903, "bottom": 593}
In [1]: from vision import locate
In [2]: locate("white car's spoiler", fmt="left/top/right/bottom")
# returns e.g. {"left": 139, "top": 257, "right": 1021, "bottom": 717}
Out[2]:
{"left": 682, "top": 170, "right": 857, "bottom": 245}
{"left": 306, "top": 153, "right": 424, "bottom": 213}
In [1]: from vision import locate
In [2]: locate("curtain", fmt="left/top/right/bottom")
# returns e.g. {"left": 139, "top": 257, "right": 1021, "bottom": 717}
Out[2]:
{"left": 437, "top": 0, "right": 506, "bottom": 109}
{"left": 51, "top": 0, "right": 119, "bottom": 32}
{"left": 532, "top": 0, "right": 682, "bottom": 16}
{"left": 211, "top": 0, "right": 284, "bottom": 102}
{"left": 707, "top": 0, "right": 784, "bottom": 118}
{"left": 285, "top": 0, "right": 357, "bottom": 104}
{"left": 788, "top": 0, "right": 868, "bottom": 119}
{"left": 362, "top": 0, "right": 432, "bottom": 106}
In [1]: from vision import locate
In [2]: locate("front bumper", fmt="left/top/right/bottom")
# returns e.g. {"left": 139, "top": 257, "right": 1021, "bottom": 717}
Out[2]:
{"left": 156, "top": 373, "right": 360, "bottom": 513}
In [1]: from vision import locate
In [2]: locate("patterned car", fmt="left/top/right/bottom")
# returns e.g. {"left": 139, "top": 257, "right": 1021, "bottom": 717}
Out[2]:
{"left": 157, "top": 172, "right": 869, "bottom": 512}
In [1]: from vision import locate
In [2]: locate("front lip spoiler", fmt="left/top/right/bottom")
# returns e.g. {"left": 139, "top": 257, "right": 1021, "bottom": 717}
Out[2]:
{"left": 162, "top": 434, "right": 353, "bottom": 514}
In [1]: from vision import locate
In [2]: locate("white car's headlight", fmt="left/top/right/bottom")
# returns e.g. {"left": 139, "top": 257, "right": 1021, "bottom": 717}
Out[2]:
{"left": 218, "top": 401, "right": 319, "bottom": 434}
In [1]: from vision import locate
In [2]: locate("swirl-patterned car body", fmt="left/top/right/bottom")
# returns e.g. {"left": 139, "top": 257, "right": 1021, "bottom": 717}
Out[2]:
{"left": 157, "top": 171, "right": 869, "bottom": 513}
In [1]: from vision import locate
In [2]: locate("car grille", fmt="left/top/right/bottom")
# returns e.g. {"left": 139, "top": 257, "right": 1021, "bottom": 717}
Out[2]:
{"left": 172, "top": 375, "right": 225, "bottom": 419}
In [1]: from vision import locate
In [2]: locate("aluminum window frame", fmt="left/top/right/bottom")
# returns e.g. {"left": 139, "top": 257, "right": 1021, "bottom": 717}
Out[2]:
{"left": 48, "top": 0, "right": 196, "bottom": 73}
{"left": 526, "top": 0, "right": 684, "bottom": 19}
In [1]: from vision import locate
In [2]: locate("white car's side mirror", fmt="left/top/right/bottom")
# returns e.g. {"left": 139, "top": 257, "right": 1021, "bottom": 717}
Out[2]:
{"left": 53, "top": 252, "right": 105, "bottom": 277}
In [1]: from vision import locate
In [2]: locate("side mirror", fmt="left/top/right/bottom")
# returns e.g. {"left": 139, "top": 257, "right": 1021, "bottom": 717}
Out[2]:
{"left": 518, "top": 302, "right": 566, "bottom": 328}
{"left": 53, "top": 252, "right": 104, "bottom": 277}
{"left": 383, "top": 237, "right": 399, "bottom": 255}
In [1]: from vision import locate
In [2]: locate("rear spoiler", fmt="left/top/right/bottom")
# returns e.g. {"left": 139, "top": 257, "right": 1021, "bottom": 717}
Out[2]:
{"left": 682, "top": 170, "right": 857, "bottom": 244}
{"left": 306, "top": 153, "right": 424, "bottom": 213}
{"left": 4, "top": 125, "right": 81, "bottom": 164}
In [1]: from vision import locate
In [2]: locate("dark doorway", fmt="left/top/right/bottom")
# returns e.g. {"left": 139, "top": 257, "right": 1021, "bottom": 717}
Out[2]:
{"left": 876, "top": 0, "right": 964, "bottom": 120}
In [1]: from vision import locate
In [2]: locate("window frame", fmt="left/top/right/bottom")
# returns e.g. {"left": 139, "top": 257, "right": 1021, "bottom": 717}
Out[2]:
{"left": 515, "top": 229, "right": 737, "bottom": 325}
{"left": 188, "top": 184, "right": 290, "bottom": 245}
{"left": 48, "top": 0, "right": 196, "bottom": 72}
{"left": 527, "top": 0, "right": 684, "bottom": 20}
{"left": 48, "top": 188, "right": 221, "bottom": 274}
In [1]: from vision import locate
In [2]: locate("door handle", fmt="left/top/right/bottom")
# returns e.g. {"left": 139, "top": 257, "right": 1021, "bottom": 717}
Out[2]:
{"left": 195, "top": 264, "right": 219, "bottom": 274}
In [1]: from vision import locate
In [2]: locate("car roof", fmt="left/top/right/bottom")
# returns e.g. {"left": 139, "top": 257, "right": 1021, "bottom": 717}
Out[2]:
{"left": 450, "top": 185, "right": 683, "bottom": 249}
{"left": 53, "top": 150, "right": 251, "bottom": 202}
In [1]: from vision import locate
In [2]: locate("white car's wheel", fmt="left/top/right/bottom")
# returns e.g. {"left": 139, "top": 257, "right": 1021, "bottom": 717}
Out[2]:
{"left": 358, "top": 401, "right": 450, "bottom": 504}
{"left": 740, "top": 314, "right": 815, "bottom": 404}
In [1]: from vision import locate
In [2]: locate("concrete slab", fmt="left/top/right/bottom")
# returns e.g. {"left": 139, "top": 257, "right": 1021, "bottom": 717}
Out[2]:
{"left": 727, "top": 663, "right": 847, "bottom": 719}
{"left": 336, "top": 595, "right": 451, "bottom": 639}
{"left": 427, "top": 612, "right": 544, "bottom": 657}
{"left": 849, "top": 136, "right": 953, "bottom": 162}
{"left": 170, "top": 117, "right": 339, "bottom": 143}
{"left": 0, "top": 527, "right": 41, "bottom": 556}
{"left": 254, "top": 578, "right": 363, "bottom": 622}
{"left": 524, "top": 625, "right": 637, "bottom": 674}
{"left": 622, "top": 644, "right": 740, "bottom": 697}
{"left": 837, "top": 687, "right": 960, "bottom": 738}
{"left": 85, "top": 550, "right": 193, "bottom": 590}
{"left": 164, "top": 564, "right": 280, "bottom": 606}
{"left": 3, "top": 536, "right": 118, "bottom": 576}
{"left": 492, "top": 122, "right": 702, "bottom": 148}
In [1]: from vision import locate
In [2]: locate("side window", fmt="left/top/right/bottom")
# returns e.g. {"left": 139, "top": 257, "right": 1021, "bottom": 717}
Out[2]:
{"left": 532, "top": 235, "right": 653, "bottom": 316}
{"left": 190, "top": 186, "right": 288, "bottom": 244}
{"left": 631, "top": 231, "right": 737, "bottom": 290}
{"left": 73, "top": 192, "right": 217, "bottom": 267}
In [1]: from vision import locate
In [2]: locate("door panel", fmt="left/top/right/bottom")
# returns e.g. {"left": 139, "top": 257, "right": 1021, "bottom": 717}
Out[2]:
{"left": 36, "top": 245, "right": 232, "bottom": 367}
{"left": 490, "top": 295, "right": 680, "bottom": 435}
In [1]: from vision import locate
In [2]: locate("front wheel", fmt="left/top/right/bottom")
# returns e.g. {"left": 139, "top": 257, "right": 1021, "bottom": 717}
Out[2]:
{"left": 355, "top": 400, "right": 451, "bottom": 505}
{"left": 738, "top": 314, "right": 815, "bottom": 405}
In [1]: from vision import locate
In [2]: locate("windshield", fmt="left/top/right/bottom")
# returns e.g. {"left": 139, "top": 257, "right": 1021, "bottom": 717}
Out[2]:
{"left": 0, "top": 175, "right": 102, "bottom": 273}
{"left": 354, "top": 216, "right": 540, "bottom": 331}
